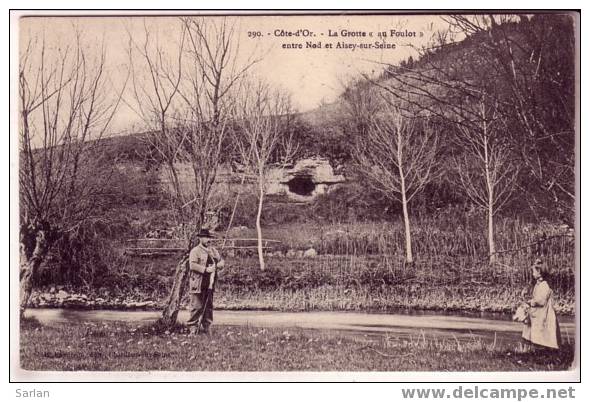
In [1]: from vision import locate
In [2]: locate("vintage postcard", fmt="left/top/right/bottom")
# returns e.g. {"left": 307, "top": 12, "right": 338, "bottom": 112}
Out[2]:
{"left": 10, "top": 10, "right": 579, "bottom": 382}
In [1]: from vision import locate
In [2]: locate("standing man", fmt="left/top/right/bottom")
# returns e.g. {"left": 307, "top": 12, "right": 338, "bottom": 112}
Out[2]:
{"left": 187, "top": 229, "right": 225, "bottom": 335}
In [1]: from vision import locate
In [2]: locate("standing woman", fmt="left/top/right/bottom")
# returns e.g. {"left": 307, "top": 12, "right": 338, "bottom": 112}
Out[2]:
{"left": 522, "top": 258, "right": 561, "bottom": 350}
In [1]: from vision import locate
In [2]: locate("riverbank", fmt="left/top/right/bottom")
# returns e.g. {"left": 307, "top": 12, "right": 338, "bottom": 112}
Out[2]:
{"left": 27, "top": 282, "right": 575, "bottom": 316}
{"left": 20, "top": 318, "right": 575, "bottom": 372}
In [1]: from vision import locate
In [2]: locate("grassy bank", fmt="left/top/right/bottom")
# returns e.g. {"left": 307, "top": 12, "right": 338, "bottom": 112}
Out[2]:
{"left": 29, "top": 254, "right": 575, "bottom": 315}
{"left": 32, "top": 218, "right": 575, "bottom": 315}
{"left": 20, "top": 319, "right": 575, "bottom": 372}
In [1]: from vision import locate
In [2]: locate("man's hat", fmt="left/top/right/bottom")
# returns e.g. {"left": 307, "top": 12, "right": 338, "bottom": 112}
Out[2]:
{"left": 196, "top": 228, "right": 216, "bottom": 238}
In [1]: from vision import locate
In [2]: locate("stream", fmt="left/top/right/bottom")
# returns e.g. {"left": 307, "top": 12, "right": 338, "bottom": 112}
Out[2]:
{"left": 24, "top": 308, "right": 576, "bottom": 347}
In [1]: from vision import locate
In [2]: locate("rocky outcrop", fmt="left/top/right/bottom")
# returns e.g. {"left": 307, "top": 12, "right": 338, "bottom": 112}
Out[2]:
{"left": 158, "top": 157, "right": 345, "bottom": 203}
{"left": 267, "top": 158, "right": 345, "bottom": 201}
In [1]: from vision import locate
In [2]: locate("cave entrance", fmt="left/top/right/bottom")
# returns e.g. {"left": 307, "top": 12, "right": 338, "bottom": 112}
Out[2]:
{"left": 286, "top": 176, "right": 315, "bottom": 196}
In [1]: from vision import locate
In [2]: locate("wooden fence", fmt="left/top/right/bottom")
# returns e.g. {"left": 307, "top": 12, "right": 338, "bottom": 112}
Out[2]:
{"left": 124, "top": 238, "right": 282, "bottom": 257}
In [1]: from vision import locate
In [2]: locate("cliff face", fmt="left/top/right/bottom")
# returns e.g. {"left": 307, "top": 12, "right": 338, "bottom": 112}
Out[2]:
{"left": 105, "top": 131, "right": 348, "bottom": 206}
{"left": 157, "top": 157, "right": 346, "bottom": 203}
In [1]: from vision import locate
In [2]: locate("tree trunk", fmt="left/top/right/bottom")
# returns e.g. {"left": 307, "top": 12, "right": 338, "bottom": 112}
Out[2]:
{"left": 482, "top": 127, "right": 496, "bottom": 264}
{"left": 20, "top": 229, "right": 48, "bottom": 318}
{"left": 397, "top": 136, "right": 413, "bottom": 264}
{"left": 487, "top": 199, "right": 496, "bottom": 264}
{"left": 401, "top": 194, "right": 414, "bottom": 264}
{"left": 161, "top": 256, "right": 190, "bottom": 326}
{"left": 256, "top": 180, "right": 265, "bottom": 271}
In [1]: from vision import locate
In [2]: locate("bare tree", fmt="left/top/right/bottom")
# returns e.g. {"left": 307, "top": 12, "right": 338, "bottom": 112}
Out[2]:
{"left": 126, "top": 20, "right": 186, "bottom": 213}
{"left": 381, "top": 14, "right": 574, "bottom": 224}
{"left": 19, "top": 32, "right": 125, "bottom": 317}
{"left": 362, "top": 14, "right": 574, "bottom": 270}
{"left": 353, "top": 92, "right": 438, "bottom": 263}
{"left": 128, "top": 17, "right": 258, "bottom": 325}
{"left": 452, "top": 96, "right": 520, "bottom": 263}
{"left": 234, "top": 79, "right": 297, "bottom": 270}
{"left": 443, "top": 14, "right": 575, "bottom": 224}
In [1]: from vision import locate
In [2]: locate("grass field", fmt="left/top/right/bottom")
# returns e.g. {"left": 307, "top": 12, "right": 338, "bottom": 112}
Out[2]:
{"left": 20, "top": 318, "right": 575, "bottom": 372}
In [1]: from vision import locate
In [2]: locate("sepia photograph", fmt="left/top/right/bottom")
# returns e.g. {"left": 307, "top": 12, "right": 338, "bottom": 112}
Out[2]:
{"left": 10, "top": 10, "right": 579, "bottom": 381}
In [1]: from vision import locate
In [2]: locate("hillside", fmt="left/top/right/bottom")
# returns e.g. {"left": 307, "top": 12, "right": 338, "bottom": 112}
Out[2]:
{"left": 83, "top": 14, "right": 574, "bottom": 229}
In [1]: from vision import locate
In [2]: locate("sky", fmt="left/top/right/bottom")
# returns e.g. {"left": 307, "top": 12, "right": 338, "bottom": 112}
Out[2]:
{"left": 19, "top": 13, "right": 454, "bottom": 135}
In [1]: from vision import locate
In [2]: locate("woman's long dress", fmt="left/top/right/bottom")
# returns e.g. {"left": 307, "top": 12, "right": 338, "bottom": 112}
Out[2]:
{"left": 522, "top": 280, "right": 560, "bottom": 349}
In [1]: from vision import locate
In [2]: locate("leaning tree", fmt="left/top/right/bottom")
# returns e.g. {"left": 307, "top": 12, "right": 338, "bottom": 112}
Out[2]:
{"left": 19, "top": 31, "right": 125, "bottom": 317}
